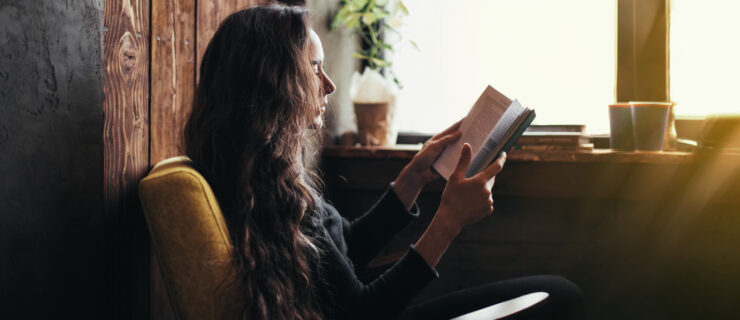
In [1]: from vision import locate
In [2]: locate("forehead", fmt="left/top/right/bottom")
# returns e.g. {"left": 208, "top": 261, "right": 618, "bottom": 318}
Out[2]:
{"left": 308, "top": 29, "right": 324, "bottom": 61}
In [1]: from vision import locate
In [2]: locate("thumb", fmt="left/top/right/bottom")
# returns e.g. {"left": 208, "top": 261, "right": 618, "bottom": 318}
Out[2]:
{"left": 452, "top": 143, "right": 472, "bottom": 180}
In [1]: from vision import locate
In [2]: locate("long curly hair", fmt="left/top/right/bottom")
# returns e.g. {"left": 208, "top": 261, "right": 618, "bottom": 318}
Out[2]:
{"left": 184, "top": 5, "right": 326, "bottom": 319}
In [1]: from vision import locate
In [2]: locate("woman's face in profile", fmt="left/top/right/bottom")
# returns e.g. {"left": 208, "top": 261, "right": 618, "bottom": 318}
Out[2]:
{"left": 308, "top": 29, "right": 336, "bottom": 129}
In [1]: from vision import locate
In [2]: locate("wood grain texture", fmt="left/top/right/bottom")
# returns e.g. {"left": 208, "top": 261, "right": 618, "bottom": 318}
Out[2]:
{"left": 151, "top": 0, "right": 196, "bottom": 163}
{"left": 150, "top": 1, "right": 196, "bottom": 317}
{"left": 196, "top": 0, "right": 265, "bottom": 81}
{"left": 148, "top": 1, "right": 265, "bottom": 317}
{"left": 103, "top": 0, "right": 151, "bottom": 317}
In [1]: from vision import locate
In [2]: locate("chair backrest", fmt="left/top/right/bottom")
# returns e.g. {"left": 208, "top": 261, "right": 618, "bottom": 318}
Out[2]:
{"left": 139, "top": 156, "right": 245, "bottom": 320}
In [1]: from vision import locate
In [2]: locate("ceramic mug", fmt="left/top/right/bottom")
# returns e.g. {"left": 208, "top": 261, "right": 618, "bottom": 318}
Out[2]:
{"left": 609, "top": 103, "right": 635, "bottom": 150}
{"left": 630, "top": 102, "right": 672, "bottom": 151}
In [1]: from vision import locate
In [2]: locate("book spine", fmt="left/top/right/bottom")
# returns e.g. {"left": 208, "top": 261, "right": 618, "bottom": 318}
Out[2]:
{"left": 498, "top": 110, "right": 537, "bottom": 156}
{"left": 511, "top": 144, "right": 594, "bottom": 151}
{"left": 472, "top": 109, "right": 536, "bottom": 176}
{"left": 515, "top": 135, "right": 581, "bottom": 145}
{"left": 526, "top": 125, "right": 585, "bottom": 133}
{"left": 512, "top": 144, "right": 578, "bottom": 151}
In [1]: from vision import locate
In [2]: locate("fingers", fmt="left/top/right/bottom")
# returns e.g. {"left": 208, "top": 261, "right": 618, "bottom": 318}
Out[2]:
{"left": 486, "top": 176, "right": 495, "bottom": 190}
{"left": 434, "top": 118, "right": 464, "bottom": 138}
{"left": 422, "top": 131, "right": 462, "bottom": 160}
{"left": 480, "top": 151, "right": 507, "bottom": 180}
{"left": 452, "top": 143, "right": 472, "bottom": 180}
{"left": 434, "top": 130, "right": 462, "bottom": 148}
{"left": 420, "top": 131, "right": 461, "bottom": 161}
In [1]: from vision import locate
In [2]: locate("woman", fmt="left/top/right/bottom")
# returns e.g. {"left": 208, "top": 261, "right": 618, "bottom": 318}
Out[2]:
{"left": 184, "top": 4, "right": 583, "bottom": 320}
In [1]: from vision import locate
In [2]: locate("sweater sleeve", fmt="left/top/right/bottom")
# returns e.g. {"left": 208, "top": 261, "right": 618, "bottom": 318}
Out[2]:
{"left": 341, "top": 183, "right": 421, "bottom": 270}
{"left": 322, "top": 242, "right": 439, "bottom": 320}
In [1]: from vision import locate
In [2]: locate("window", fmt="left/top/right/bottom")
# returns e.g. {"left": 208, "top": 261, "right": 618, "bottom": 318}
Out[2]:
{"left": 670, "top": 0, "right": 740, "bottom": 117}
{"left": 392, "top": 0, "right": 616, "bottom": 134}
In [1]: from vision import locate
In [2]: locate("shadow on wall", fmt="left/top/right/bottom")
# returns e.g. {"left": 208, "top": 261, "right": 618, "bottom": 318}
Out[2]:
{"left": 0, "top": 0, "right": 108, "bottom": 318}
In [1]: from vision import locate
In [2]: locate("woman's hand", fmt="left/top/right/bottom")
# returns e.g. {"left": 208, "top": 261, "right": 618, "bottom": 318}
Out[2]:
{"left": 413, "top": 144, "right": 506, "bottom": 268}
{"left": 437, "top": 143, "right": 507, "bottom": 234}
{"left": 392, "top": 119, "right": 463, "bottom": 210}
{"left": 406, "top": 119, "right": 463, "bottom": 184}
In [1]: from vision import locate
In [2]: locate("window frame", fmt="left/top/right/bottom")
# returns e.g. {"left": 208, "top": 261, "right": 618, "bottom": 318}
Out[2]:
{"left": 616, "top": 0, "right": 669, "bottom": 102}
{"left": 397, "top": 0, "right": 672, "bottom": 140}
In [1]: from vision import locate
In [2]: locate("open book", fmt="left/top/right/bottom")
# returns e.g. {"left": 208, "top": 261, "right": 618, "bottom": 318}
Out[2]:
{"left": 433, "top": 85, "right": 536, "bottom": 180}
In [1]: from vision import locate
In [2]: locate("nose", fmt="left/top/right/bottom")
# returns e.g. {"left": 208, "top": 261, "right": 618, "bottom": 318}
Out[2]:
{"left": 322, "top": 72, "right": 336, "bottom": 96}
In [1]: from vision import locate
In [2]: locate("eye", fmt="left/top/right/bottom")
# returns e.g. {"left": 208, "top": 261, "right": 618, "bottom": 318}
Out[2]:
{"left": 312, "top": 63, "right": 320, "bottom": 75}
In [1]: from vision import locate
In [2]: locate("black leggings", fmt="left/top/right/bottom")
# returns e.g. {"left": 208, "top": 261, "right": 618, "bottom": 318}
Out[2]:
{"left": 399, "top": 275, "right": 584, "bottom": 320}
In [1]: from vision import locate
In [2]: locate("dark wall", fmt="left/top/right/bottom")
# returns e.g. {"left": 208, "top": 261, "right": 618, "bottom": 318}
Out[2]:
{"left": 0, "top": 0, "right": 104, "bottom": 317}
{"left": 322, "top": 153, "right": 740, "bottom": 319}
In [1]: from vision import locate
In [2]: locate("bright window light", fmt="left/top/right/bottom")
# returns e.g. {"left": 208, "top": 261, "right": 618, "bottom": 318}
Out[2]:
{"left": 392, "top": 0, "right": 616, "bottom": 134}
{"left": 670, "top": 0, "right": 740, "bottom": 117}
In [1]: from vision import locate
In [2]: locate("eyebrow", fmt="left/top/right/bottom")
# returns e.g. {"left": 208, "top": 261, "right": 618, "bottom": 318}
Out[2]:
{"left": 311, "top": 60, "right": 321, "bottom": 65}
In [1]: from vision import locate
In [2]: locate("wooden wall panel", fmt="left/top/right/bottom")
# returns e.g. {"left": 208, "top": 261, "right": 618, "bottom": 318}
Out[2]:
{"left": 150, "top": 1, "right": 196, "bottom": 317}
{"left": 151, "top": 0, "right": 197, "bottom": 163}
{"left": 149, "top": 1, "right": 264, "bottom": 318}
{"left": 145, "top": 1, "right": 289, "bottom": 317}
{"left": 152, "top": 0, "right": 266, "bottom": 162}
{"left": 196, "top": 0, "right": 266, "bottom": 81}
{"left": 103, "top": 0, "right": 151, "bottom": 318}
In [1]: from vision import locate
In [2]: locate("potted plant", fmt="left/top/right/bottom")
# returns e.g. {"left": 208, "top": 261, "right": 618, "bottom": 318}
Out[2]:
{"left": 332, "top": 0, "right": 413, "bottom": 146}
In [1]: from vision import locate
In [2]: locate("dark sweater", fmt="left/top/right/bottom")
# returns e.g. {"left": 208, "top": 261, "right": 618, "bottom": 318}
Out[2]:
{"left": 316, "top": 184, "right": 439, "bottom": 320}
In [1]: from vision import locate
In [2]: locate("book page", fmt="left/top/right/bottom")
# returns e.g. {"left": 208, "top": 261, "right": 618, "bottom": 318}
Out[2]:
{"left": 432, "top": 85, "right": 512, "bottom": 180}
{"left": 466, "top": 100, "right": 526, "bottom": 177}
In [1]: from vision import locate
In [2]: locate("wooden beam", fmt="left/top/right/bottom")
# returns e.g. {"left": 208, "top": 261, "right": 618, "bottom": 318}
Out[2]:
{"left": 150, "top": 0, "right": 197, "bottom": 318}
{"left": 196, "top": 0, "right": 266, "bottom": 81}
{"left": 103, "top": 0, "right": 151, "bottom": 318}
{"left": 617, "top": 0, "right": 670, "bottom": 102}
{"left": 151, "top": 0, "right": 196, "bottom": 164}
{"left": 144, "top": 1, "right": 286, "bottom": 317}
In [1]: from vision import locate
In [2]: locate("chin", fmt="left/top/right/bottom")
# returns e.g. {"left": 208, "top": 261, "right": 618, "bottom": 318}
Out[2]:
{"left": 310, "top": 116, "right": 323, "bottom": 130}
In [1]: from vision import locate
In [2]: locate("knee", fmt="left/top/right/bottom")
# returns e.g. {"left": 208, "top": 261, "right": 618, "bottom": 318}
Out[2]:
{"left": 538, "top": 275, "right": 584, "bottom": 319}
{"left": 545, "top": 275, "right": 582, "bottom": 301}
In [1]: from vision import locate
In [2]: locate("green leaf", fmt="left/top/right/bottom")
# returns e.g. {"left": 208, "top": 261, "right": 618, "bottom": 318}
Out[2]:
{"left": 345, "top": 12, "right": 362, "bottom": 29}
{"left": 347, "top": 0, "right": 369, "bottom": 11}
{"left": 331, "top": 13, "right": 345, "bottom": 30}
{"left": 361, "top": 12, "right": 377, "bottom": 24}
{"left": 378, "top": 42, "right": 392, "bottom": 50}
{"left": 371, "top": 7, "right": 390, "bottom": 19}
{"left": 331, "top": 7, "right": 349, "bottom": 30}
{"left": 352, "top": 52, "right": 371, "bottom": 60}
{"left": 368, "top": 25, "right": 378, "bottom": 43}
{"left": 390, "top": 70, "right": 403, "bottom": 88}
{"left": 398, "top": 0, "right": 409, "bottom": 16}
{"left": 408, "top": 40, "right": 420, "bottom": 52}
{"left": 370, "top": 57, "right": 390, "bottom": 67}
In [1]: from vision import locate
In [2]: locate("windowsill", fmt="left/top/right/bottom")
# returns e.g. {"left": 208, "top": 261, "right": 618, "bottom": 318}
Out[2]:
{"left": 323, "top": 145, "right": 739, "bottom": 164}
{"left": 321, "top": 144, "right": 740, "bottom": 203}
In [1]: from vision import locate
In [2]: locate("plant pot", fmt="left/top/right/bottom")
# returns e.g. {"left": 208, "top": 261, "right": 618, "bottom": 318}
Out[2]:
{"left": 354, "top": 102, "right": 396, "bottom": 146}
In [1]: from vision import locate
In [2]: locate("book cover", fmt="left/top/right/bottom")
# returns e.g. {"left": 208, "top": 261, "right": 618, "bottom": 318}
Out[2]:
{"left": 515, "top": 132, "right": 583, "bottom": 145}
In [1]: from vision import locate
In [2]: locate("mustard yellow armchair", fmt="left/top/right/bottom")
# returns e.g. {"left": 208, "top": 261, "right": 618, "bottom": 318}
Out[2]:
{"left": 139, "top": 157, "right": 550, "bottom": 320}
{"left": 139, "top": 157, "right": 245, "bottom": 320}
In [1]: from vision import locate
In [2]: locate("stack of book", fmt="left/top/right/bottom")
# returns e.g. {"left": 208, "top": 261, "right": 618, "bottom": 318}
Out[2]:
{"left": 513, "top": 125, "right": 593, "bottom": 151}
